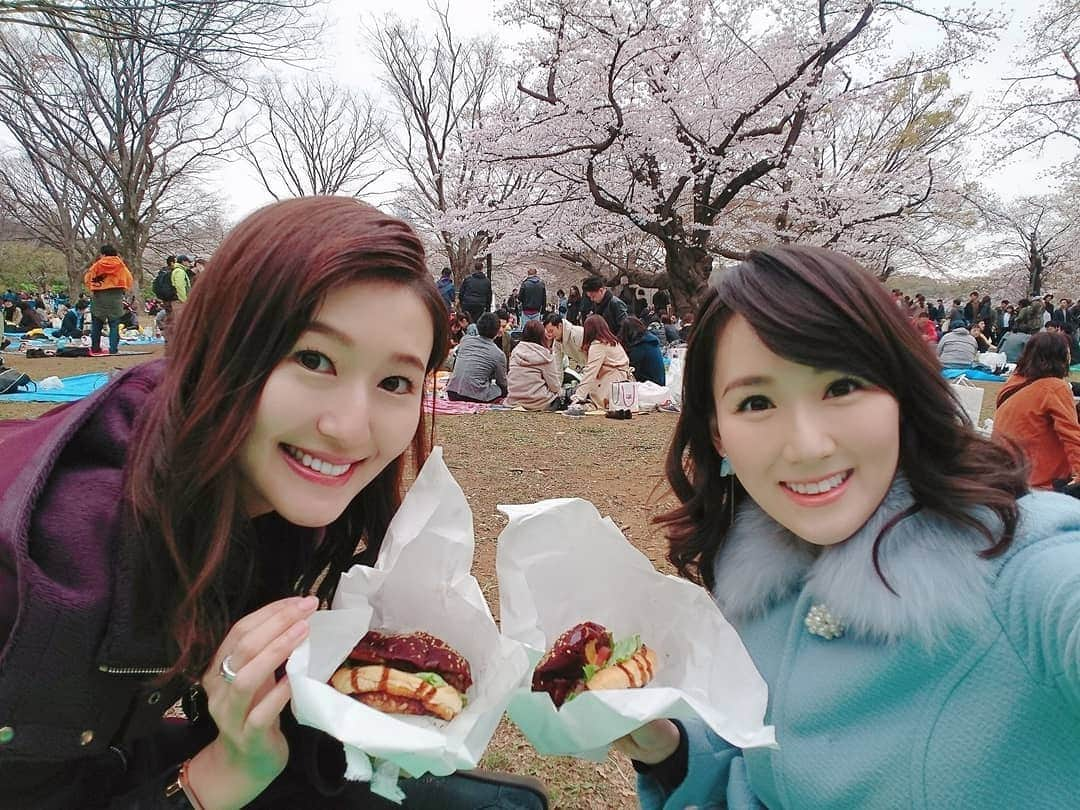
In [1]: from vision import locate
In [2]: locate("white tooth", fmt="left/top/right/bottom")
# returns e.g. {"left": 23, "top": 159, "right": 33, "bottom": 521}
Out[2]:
{"left": 316, "top": 459, "right": 330, "bottom": 474}
{"left": 334, "top": 464, "right": 347, "bottom": 475}
{"left": 302, "top": 453, "right": 313, "bottom": 467}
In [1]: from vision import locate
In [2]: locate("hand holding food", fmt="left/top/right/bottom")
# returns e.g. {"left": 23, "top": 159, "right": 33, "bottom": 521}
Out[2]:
{"left": 532, "top": 621, "right": 658, "bottom": 707}
{"left": 330, "top": 630, "right": 473, "bottom": 721}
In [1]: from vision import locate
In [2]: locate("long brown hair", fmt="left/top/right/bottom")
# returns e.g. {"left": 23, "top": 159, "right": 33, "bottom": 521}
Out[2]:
{"left": 656, "top": 246, "right": 1028, "bottom": 592}
{"left": 126, "top": 197, "right": 449, "bottom": 681}
{"left": 582, "top": 314, "right": 618, "bottom": 352}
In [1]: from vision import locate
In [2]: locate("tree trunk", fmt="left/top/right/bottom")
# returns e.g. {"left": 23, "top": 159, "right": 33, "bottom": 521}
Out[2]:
{"left": 664, "top": 243, "right": 714, "bottom": 316}
{"left": 119, "top": 230, "right": 145, "bottom": 304}
{"left": 1028, "top": 230, "right": 1043, "bottom": 297}
{"left": 65, "top": 252, "right": 83, "bottom": 300}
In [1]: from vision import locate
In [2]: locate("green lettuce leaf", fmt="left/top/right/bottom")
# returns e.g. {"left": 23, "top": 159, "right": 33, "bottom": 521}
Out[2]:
{"left": 610, "top": 634, "right": 642, "bottom": 664}
{"left": 416, "top": 672, "right": 449, "bottom": 688}
{"left": 582, "top": 663, "right": 600, "bottom": 681}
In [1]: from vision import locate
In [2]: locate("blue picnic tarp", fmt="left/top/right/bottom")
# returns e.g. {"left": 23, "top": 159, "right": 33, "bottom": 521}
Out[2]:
{"left": 0, "top": 372, "right": 109, "bottom": 403}
{"left": 941, "top": 367, "right": 1006, "bottom": 382}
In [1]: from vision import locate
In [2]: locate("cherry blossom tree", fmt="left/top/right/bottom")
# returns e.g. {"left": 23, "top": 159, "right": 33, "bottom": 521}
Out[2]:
{"left": 773, "top": 67, "right": 979, "bottom": 277}
{"left": 973, "top": 186, "right": 1080, "bottom": 297}
{"left": 994, "top": 0, "right": 1079, "bottom": 164}
{"left": 478, "top": 0, "right": 1000, "bottom": 309}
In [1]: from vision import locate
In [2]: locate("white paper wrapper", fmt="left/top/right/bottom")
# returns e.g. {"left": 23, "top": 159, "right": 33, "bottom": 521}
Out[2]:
{"left": 286, "top": 447, "right": 532, "bottom": 794}
{"left": 496, "top": 497, "right": 776, "bottom": 757}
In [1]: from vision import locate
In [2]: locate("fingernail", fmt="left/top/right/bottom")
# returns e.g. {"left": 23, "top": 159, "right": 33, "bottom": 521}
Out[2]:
{"left": 290, "top": 620, "right": 309, "bottom": 638}
{"left": 298, "top": 595, "right": 318, "bottom": 611}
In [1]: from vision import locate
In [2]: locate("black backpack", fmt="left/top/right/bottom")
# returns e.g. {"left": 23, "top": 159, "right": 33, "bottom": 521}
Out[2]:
{"left": 152, "top": 267, "right": 177, "bottom": 301}
{"left": 0, "top": 367, "right": 32, "bottom": 394}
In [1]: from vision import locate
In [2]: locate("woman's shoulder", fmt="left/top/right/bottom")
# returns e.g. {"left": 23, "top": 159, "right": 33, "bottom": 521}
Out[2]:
{"left": 990, "top": 491, "right": 1080, "bottom": 682}
{"left": 992, "top": 491, "right": 1080, "bottom": 588}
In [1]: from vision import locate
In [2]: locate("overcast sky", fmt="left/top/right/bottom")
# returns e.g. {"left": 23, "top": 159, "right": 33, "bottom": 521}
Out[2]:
{"left": 214, "top": 0, "right": 1068, "bottom": 220}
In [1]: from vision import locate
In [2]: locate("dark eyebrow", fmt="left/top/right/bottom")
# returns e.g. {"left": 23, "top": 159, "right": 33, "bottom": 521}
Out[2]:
{"left": 722, "top": 367, "right": 833, "bottom": 397}
{"left": 722, "top": 375, "right": 772, "bottom": 397}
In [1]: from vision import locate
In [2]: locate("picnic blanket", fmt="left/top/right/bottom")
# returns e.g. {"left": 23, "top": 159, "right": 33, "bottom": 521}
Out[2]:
{"left": 941, "top": 367, "right": 1006, "bottom": 382}
{"left": 422, "top": 391, "right": 497, "bottom": 414}
{"left": 0, "top": 372, "right": 109, "bottom": 403}
{"left": 2, "top": 334, "right": 164, "bottom": 350}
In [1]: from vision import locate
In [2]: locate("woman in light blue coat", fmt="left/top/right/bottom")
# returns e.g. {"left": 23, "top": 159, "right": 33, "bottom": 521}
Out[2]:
{"left": 618, "top": 246, "right": 1080, "bottom": 808}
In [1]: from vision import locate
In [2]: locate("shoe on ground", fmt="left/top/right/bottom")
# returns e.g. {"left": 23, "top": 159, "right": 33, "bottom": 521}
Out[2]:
{"left": 89, "top": 348, "right": 109, "bottom": 356}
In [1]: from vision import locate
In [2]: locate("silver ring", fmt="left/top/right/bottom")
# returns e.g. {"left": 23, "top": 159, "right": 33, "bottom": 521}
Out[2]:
{"left": 219, "top": 654, "right": 239, "bottom": 684}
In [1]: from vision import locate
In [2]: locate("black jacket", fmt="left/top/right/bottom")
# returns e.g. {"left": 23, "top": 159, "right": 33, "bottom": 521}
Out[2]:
{"left": 459, "top": 272, "right": 492, "bottom": 314}
{"left": 593, "top": 291, "right": 628, "bottom": 335}
{"left": 517, "top": 276, "right": 547, "bottom": 313}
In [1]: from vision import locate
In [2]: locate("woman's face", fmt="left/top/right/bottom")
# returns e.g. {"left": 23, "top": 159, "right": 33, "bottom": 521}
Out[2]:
{"left": 711, "top": 315, "right": 901, "bottom": 546}
{"left": 236, "top": 280, "right": 434, "bottom": 527}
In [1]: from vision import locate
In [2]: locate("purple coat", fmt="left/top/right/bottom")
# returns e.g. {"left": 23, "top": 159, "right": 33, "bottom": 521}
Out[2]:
{"left": 0, "top": 363, "right": 402, "bottom": 808}
{"left": 0, "top": 362, "right": 196, "bottom": 807}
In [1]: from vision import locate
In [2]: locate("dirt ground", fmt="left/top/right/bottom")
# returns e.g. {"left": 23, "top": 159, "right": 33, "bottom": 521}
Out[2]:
{"left": 0, "top": 349, "right": 1008, "bottom": 809}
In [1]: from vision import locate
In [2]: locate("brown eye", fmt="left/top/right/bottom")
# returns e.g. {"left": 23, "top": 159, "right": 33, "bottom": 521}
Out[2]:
{"left": 825, "top": 378, "right": 862, "bottom": 398}
{"left": 736, "top": 395, "right": 772, "bottom": 412}
{"left": 295, "top": 350, "right": 332, "bottom": 373}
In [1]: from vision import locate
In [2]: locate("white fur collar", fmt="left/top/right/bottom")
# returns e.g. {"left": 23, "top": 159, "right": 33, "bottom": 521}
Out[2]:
{"left": 712, "top": 477, "right": 994, "bottom": 648}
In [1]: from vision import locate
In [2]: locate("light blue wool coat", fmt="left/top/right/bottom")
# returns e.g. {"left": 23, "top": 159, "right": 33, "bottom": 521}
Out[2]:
{"left": 640, "top": 479, "right": 1080, "bottom": 809}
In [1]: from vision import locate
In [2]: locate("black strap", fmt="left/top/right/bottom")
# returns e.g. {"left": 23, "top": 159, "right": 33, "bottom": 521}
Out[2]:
{"left": 995, "top": 378, "right": 1038, "bottom": 409}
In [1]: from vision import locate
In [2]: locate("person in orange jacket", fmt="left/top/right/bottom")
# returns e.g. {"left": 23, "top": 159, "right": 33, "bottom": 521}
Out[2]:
{"left": 83, "top": 243, "right": 134, "bottom": 355}
{"left": 993, "top": 330, "right": 1080, "bottom": 490}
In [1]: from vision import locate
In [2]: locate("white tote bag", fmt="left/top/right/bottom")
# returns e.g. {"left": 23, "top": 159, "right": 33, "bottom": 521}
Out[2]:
{"left": 950, "top": 376, "right": 985, "bottom": 427}
{"left": 610, "top": 380, "right": 639, "bottom": 411}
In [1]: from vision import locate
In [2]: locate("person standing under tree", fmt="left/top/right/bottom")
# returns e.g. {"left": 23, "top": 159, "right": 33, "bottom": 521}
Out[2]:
{"left": 518, "top": 268, "right": 547, "bottom": 325}
{"left": 83, "top": 243, "right": 133, "bottom": 355}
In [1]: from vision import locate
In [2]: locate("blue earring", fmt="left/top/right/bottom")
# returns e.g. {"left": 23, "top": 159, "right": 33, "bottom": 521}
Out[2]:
{"left": 719, "top": 456, "right": 733, "bottom": 476}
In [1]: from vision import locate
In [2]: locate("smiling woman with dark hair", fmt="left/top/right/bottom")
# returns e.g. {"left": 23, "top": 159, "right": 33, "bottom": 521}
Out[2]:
{"left": 0, "top": 197, "right": 544, "bottom": 809}
{"left": 605, "top": 245, "right": 1080, "bottom": 809}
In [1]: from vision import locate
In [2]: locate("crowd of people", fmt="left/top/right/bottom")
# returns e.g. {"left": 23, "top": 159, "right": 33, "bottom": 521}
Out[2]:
{"left": 1, "top": 199, "right": 1079, "bottom": 809}
{"left": 2, "top": 248, "right": 204, "bottom": 356}
{"left": 894, "top": 286, "right": 1080, "bottom": 499}
{"left": 439, "top": 263, "right": 692, "bottom": 411}
{"left": 901, "top": 288, "right": 1080, "bottom": 366}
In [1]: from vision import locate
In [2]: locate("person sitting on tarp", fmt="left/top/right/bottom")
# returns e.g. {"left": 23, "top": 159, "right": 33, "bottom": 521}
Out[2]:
{"left": 53, "top": 300, "right": 88, "bottom": 339}
{"left": 445, "top": 312, "right": 507, "bottom": 403}
{"left": 937, "top": 320, "right": 978, "bottom": 368}
{"left": 4, "top": 300, "right": 46, "bottom": 333}
{"left": 998, "top": 329, "right": 1031, "bottom": 363}
{"left": 619, "top": 316, "right": 666, "bottom": 386}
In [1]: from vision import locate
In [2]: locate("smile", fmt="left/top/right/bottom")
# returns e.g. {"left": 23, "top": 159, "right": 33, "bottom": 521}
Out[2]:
{"left": 781, "top": 470, "right": 852, "bottom": 496}
{"left": 281, "top": 444, "right": 357, "bottom": 478}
